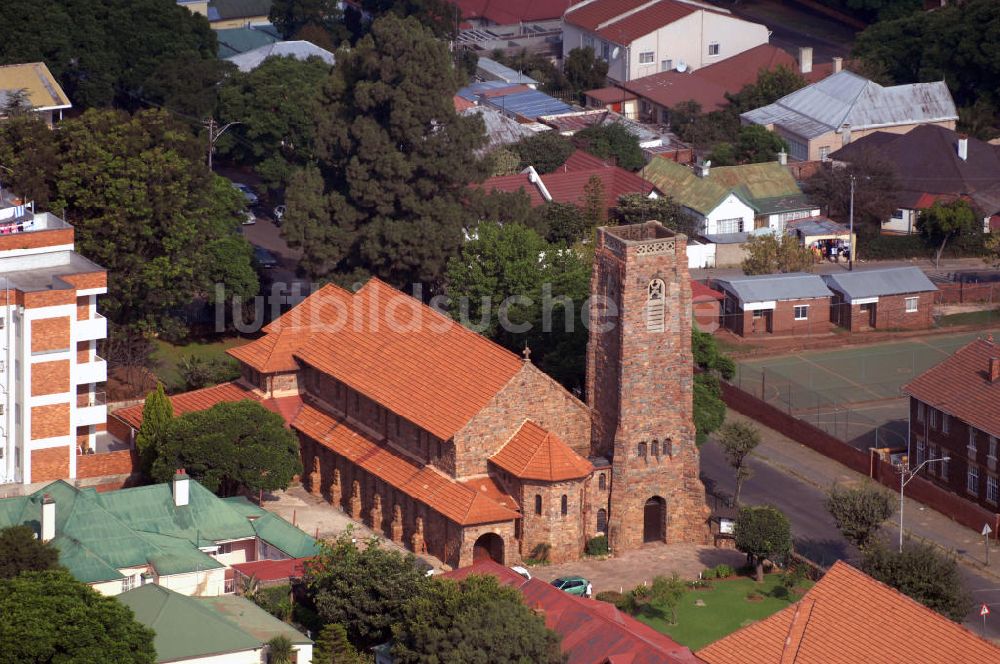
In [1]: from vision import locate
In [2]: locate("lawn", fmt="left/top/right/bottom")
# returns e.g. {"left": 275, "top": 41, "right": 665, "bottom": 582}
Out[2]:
{"left": 152, "top": 336, "right": 248, "bottom": 391}
{"left": 636, "top": 574, "right": 810, "bottom": 651}
{"left": 937, "top": 308, "right": 1000, "bottom": 328}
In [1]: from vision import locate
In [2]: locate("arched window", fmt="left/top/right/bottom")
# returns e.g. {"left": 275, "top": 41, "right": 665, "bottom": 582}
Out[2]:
{"left": 534, "top": 495, "right": 542, "bottom": 515}
{"left": 561, "top": 495, "right": 568, "bottom": 516}
{"left": 597, "top": 508, "right": 608, "bottom": 533}
{"left": 598, "top": 473, "right": 607, "bottom": 490}
{"left": 665, "top": 438, "right": 673, "bottom": 457}
{"left": 646, "top": 278, "right": 666, "bottom": 332}
{"left": 651, "top": 440, "right": 660, "bottom": 457}
{"left": 436, "top": 441, "right": 442, "bottom": 458}
{"left": 638, "top": 442, "right": 647, "bottom": 458}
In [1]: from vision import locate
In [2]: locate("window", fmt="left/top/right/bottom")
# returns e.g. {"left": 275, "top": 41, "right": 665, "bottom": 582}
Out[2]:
{"left": 819, "top": 146, "right": 830, "bottom": 161}
{"left": 121, "top": 575, "right": 136, "bottom": 593}
{"left": 597, "top": 508, "right": 608, "bottom": 533}
{"left": 638, "top": 442, "right": 647, "bottom": 458}
{"left": 969, "top": 428, "right": 978, "bottom": 458}
{"left": 598, "top": 473, "right": 607, "bottom": 490}
{"left": 905, "top": 297, "right": 918, "bottom": 313}
{"left": 941, "top": 456, "right": 950, "bottom": 480}
{"left": 534, "top": 495, "right": 542, "bottom": 515}
{"left": 584, "top": 36, "right": 594, "bottom": 49}
{"left": 989, "top": 475, "right": 999, "bottom": 504}
{"left": 716, "top": 218, "right": 743, "bottom": 234}
{"left": 708, "top": 42, "right": 720, "bottom": 56}
{"left": 777, "top": 210, "right": 811, "bottom": 224}
{"left": 651, "top": 440, "right": 660, "bottom": 457}
{"left": 601, "top": 41, "right": 610, "bottom": 60}
{"left": 929, "top": 445, "right": 938, "bottom": 475}
{"left": 395, "top": 415, "right": 401, "bottom": 436}
{"left": 661, "top": 59, "right": 673, "bottom": 71}
{"left": 968, "top": 465, "right": 980, "bottom": 494}
{"left": 664, "top": 438, "right": 672, "bottom": 456}
{"left": 639, "top": 51, "right": 654, "bottom": 64}
{"left": 646, "top": 279, "right": 666, "bottom": 332}
{"left": 892, "top": 209, "right": 905, "bottom": 220}
{"left": 752, "top": 310, "right": 766, "bottom": 320}
{"left": 561, "top": 495, "right": 568, "bottom": 516}
{"left": 916, "top": 440, "right": 925, "bottom": 465}
{"left": 794, "top": 305, "right": 809, "bottom": 321}
{"left": 436, "top": 441, "right": 442, "bottom": 458}
{"left": 990, "top": 436, "right": 998, "bottom": 461}
{"left": 930, "top": 408, "right": 938, "bottom": 430}
{"left": 916, "top": 401, "right": 925, "bottom": 422}
{"left": 942, "top": 413, "right": 950, "bottom": 434}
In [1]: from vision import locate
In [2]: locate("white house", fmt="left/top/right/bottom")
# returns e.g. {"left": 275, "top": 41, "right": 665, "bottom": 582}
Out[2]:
{"left": 562, "top": 0, "right": 770, "bottom": 83}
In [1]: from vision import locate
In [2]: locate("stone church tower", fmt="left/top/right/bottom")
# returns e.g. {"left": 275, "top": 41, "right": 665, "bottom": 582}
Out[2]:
{"left": 586, "top": 221, "right": 710, "bottom": 552}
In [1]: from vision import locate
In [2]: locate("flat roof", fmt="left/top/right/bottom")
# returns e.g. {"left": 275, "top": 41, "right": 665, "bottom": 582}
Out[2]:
{"left": 0, "top": 250, "right": 104, "bottom": 291}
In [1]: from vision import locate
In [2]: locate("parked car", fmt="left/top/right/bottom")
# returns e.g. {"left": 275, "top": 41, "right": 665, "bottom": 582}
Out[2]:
{"left": 551, "top": 576, "right": 590, "bottom": 597}
{"left": 273, "top": 204, "right": 286, "bottom": 225}
{"left": 231, "top": 181, "right": 258, "bottom": 206}
{"left": 241, "top": 210, "right": 256, "bottom": 225}
{"left": 253, "top": 245, "right": 279, "bottom": 268}
{"left": 510, "top": 565, "right": 532, "bottom": 581}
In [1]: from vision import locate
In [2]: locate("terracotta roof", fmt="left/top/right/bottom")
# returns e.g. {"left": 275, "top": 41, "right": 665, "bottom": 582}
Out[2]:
{"left": 490, "top": 420, "right": 593, "bottom": 481}
{"left": 594, "top": 0, "right": 700, "bottom": 43}
{"left": 562, "top": 149, "right": 615, "bottom": 171}
{"left": 260, "top": 394, "right": 304, "bottom": 426}
{"left": 564, "top": 0, "right": 648, "bottom": 31}
{"left": 460, "top": 476, "right": 521, "bottom": 512}
{"left": 691, "top": 280, "right": 723, "bottom": 301}
{"left": 230, "top": 557, "right": 310, "bottom": 583}
{"left": 903, "top": 337, "right": 1000, "bottom": 439}
{"left": 293, "top": 403, "right": 518, "bottom": 525}
{"left": 697, "top": 561, "right": 1000, "bottom": 664}
{"left": 453, "top": 95, "right": 476, "bottom": 112}
{"left": 443, "top": 560, "right": 701, "bottom": 663}
{"left": 452, "top": 0, "right": 581, "bottom": 24}
{"left": 478, "top": 162, "right": 657, "bottom": 210}
{"left": 227, "top": 329, "right": 306, "bottom": 373}
{"left": 584, "top": 87, "right": 638, "bottom": 104}
{"left": 113, "top": 382, "right": 260, "bottom": 430}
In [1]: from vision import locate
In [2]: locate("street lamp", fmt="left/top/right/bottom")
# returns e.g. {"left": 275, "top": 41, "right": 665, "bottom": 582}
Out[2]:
{"left": 897, "top": 456, "right": 949, "bottom": 552}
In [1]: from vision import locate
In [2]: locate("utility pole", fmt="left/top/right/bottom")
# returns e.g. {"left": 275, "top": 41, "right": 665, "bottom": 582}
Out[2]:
{"left": 203, "top": 118, "right": 241, "bottom": 171}
{"left": 848, "top": 173, "right": 855, "bottom": 271}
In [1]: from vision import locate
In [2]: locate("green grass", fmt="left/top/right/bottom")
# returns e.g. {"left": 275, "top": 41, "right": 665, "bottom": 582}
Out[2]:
{"left": 636, "top": 574, "right": 810, "bottom": 651}
{"left": 937, "top": 308, "right": 1000, "bottom": 328}
{"left": 152, "top": 337, "right": 247, "bottom": 390}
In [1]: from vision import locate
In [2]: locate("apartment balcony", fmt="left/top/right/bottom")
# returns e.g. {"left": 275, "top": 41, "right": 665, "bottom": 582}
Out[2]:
{"left": 76, "top": 392, "right": 107, "bottom": 427}
{"left": 76, "top": 313, "right": 107, "bottom": 341}
{"left": 76, "top": 356, "right": 107, "bottom": 384}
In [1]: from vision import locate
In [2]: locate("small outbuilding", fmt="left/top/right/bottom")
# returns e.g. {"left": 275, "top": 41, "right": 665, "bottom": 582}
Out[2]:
{"left": 713, "top": 273, "right": 831, "bottom": 337}
{"left": 822, "top": 267, "right": 937, "bottom": 331}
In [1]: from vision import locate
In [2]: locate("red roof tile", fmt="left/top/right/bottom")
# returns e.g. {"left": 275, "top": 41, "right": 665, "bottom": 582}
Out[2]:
{"left": 293, "top": 403, "right": 518, "bottom": 525}
{"left": 564, "top": 0, "right": 648, "bottom": 31}
{"left": 697, "top": 561, "right": 1000, "bottom": 664}
{"left": 260, "top": 394, "right": 304, "bottom": 426}
{"left": 903, "top": 337, "right": 1000, "bottom": 439}
{"left": 561, "top": 149, "right": 615, "bottom": 171}
{"left": 452, "top": 0, "right": 582, "bottom": 24}
{"left": 594, "top": 0, "right": 699, "bottom": 43}
{"left": 490, "top": 420, "right": 593, "bottom": 481}
{"left": 453, "top": 95, "right": 476, "bottom": 112}
{"left": 585, "top": 87, "right": 638, "bottom": 104}
{"left": 691, "top": 280, "right": 723, "bottom": 301}
{"left": 478, "top": 161, "right": 657, "bottom": 210}
{"left": 227, "top": 328, "right": 306, "bottom": 373}
{"left": 113, "top": 381, "right": 260, "bottom": 430}
{"left": 230, "top": 557, "right": 311, "bottom": 583}
{"left": 460, "top": 475, "right": 521, "bottom": 512}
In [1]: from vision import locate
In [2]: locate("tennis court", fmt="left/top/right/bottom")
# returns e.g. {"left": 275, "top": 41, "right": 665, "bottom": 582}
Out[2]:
{"left": 732, "top": 329, "right": 1000, "bottom": 449}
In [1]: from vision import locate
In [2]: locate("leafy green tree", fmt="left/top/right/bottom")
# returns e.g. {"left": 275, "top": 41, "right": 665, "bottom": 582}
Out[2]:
{"left": 734, "top": 505, "right": 793, "bottom": 582}
{"left": 136, "top": 384, "right": 173, "bottom": 474}
{"left": 146, "top": 56, "right": 235, "bottom": 120}
{"left": 391, "top": 574, "right": 564, "bottom": 664}
{"left": 692, "top": 329, "right": 733, "bottom": 445}
{"left": 717, "top": 421, "right": 761, "bottom": 506}
{"left": 804, "top": 150, "right": 899, "bottom": 237}
{"left": 541, "top": 202, "right": 590, "bottom": 245}
{"left": 614, "top": 193, "right": 696, "bottom": 237}
{"left": 489, "top": 49, "right": 569, "bottom": 96}
{"left": 741, "top": 233, "right": 815, "bottom": 275}
{"left": 649, "top": 573, "right": 687, "bottom": 625}
{"left": 176, "top": 355, "right": 241, "bottom": 391}
{"left": 312, "top": 623, "right": 365, "bottom": 663}
{"left": 706, "top": 142, "right": 738, "bottom": 167}
{"left": 0, "top": 88, "right": 32, "bottom": 116}
{"left": 0, "top": 114, "right": 58, "bottom": 207}
{"left": 267, "top": 636, "right": 296, "bottom": 664}
{"left": 359, "top": 0, "right": 460, "bottom": 39}
{"left": 283, "top": 14, "right": 486, "bottom": 287}
{"left": 488, "top": 147, "right": 521, "bottom": 176}
{"left": 150, "top": 400, "right": 301, "bottom": 497}
{"left": 727, "top": 66, "right": 807, "bottom": 114}
{"left": 826, "top": 482, "right": 894, "bottom": 550}
{"left": 305, "top": 532, "right": 431, "bottom": 649}
{"left": 465, "top": 188, "right": 545, "bottom": 236}
{"left": 670, "top": 102, "right": 741, "bottom": 148}
{"left": 582, "top": 175, "right": 607, "bottom": 230}
{"left": 0, "top": 526, "right": 61, "bottom": 579}
{"left": 269, "top": 0, "right": 348, "bottom": 43}
{"left": 564, "top": 47, "right": 608, "bottom": 101}
{"left": 575, "top": 123, "right": 645, "bottom": 171}
{"left": 512, "top": 131, "right": 575, "bottom": 174}
{"left": 862, "top": 541, "right": 971, "bottom": 621}
{"left": 0, "top": 570, "right": 156, "bottom": 663}
{"left": 917, "top": 199, "right": 979, "bottom": 267}
{"left": 736, "top": 125, "right": 789, "bottom": 163}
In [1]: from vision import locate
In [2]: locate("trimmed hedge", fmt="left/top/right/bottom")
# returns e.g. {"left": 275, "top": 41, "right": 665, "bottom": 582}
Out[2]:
{"left": 861, "top": 232, "right": 988, "bottom": 261}
{"left": 585, "top": 535, "right": 609, "bottom": 556}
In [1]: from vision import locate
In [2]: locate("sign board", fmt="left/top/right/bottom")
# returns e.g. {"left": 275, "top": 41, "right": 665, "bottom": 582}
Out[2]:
{"left": 719, "top": 518, "right": 735, "bottom": 535}
{"left": 981, "top": 604, "right": 990, "bottom": 617}
{"left": 984, "top": 524, "right": 993, "bottom": 537}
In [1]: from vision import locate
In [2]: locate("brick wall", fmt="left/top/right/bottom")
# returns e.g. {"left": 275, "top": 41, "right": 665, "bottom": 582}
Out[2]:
{"left": 31, "top": 403, "right": 70, "bottom": 439}
{"left": 874, "top": 293, "right": 934, "bottom": 330}
{"left": 24, "top": 290, "right": 75, "bottom": 309}
{"left": 31, "top": 359, "right": 70, "bottom": 396}
{"left": 76, "top": 449, "right": 138, "bottom": 479}
{"left": 31, "top": 316, "right": 71, "bottom": 352}
{"left": 60, "top": 271, "right": 107, "bottom": 291}
{"left": 268, "top": 371, "right": 299, "bottom": 395}
{"left": 0, "top": 227, "right": 73, "bottom": 253}
{"left": 31, "top": 446, "right": 70, "bottom": 482}
{"left": 517, "top": 478, "right": 588, "bottom": 563}
{"left": 936, "top": 282, "right": 1000, "bottom": 305}
{"left": 732, "top": 297, "right": 831, "bottom": 337}
{"left": 107, "top": 414, "right": 135, "bottom": 445}
{"left": 76, "top": 296, "right": 90, "bottom": 320}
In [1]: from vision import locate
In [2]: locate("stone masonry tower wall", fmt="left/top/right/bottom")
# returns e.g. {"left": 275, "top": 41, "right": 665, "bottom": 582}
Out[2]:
{"left": 586, "top": 221, "right": 710, "bottom": 551}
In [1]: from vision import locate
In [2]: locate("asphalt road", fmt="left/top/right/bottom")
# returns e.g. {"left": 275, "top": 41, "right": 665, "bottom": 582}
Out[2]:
{"left": 700, "top": 440, "right": 1000, "bottom": 639}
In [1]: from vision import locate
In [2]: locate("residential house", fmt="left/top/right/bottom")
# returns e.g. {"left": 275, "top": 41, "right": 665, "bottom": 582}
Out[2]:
{"left": 539, "top": 109, "right": 673, "bottom": 149}
{"left": 207, "top": 0, "right": 272, "bottom": 28}
{"left": 0, "top": 473, "right": 319, "bottom": 596}
{"left": 829, "top": 124, "right": 1000, "bottom": 234}
{"left": 462, "top": 106, "right": 540, "bottom": 155}
{"left": 712, "top": 273, "right": 832, "bottom": 337}
{"left": 741, "top": 70, "right": 958, "bottom": 162}
{"left": 225, "top": 40, "right": 335, "bottom": 72}
{"left": 454, "top": 0, "right": 581, "bottom": 26}
{"left": 214, "top": 24, "right": 283, "bottom": 59}
{"left": 697, "top": 560, "right": 1000, "bottom": 663}
{"left": 0, "top": 193, "right": 108, "bottom": 486}
{"left": 0, "top": 63, "right": 71, "bottom": 127}
{"left": 903, "top": 336, "right": 1000, "bottom": 513}
{"left": 119, "top": 584, "right": 313, "bottom": 664}
{"left": 456, "top": 81, "right": 574, "bottom": 123}
{"left": 442, "top": 560, "right": 702, "bottom": 663}
{"left": 822, "top": 267, "right": 937, "bottom": 332}
{"left": 562, "top": 0, "right": 769, "bottom": 83}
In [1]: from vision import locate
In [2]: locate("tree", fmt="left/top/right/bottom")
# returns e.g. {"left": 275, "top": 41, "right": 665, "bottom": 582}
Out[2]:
{"left": 488, "top": 147, "right": 521, "bottom": 176}
{"left": 917, "top": 199, "right": 979, "bottom": 267}
{"left": 304, "top": 532, "right": 431, "bottom": 650}
{"left": 648, "top": 573, "right": 687, "bottom": 625}
{"left": 0, "top": 570, "right": 156, "bottom": 663}
{"left": 0, "top": 88, "right": 32, "bottom": 116}
{"left": 150, "top": 400, "right": 301, "bottom": 497}
{"left": 669, "top": 101, "right": 741, "bottom": 148}
{"left": 741, "top": 233, "right": 815, "bottom": 275}
{"left": 734, "top": 505, "right": 793, "bottom": 582}
{"left": 575, "top": 123, "right": 645, "bottom": 171}
{"left": 283, "top": 14, "right": 486, "bottom": 287}
{"left": 512, "top": 131, "right": 575, "bottom": 174}
{"left": 0, "top": 113, "right": 58, "bottom": 207}
{"left": 564, "top": 47, "right": 608, "bottom": 101}
{"left": 540, "top": 202, "right": 590, "bottom": 245}
{"left": 312, "top": 623, "right": 365, "bottom": 664}
{"left": 727, "top": 66, "right": 807, "bottom": 114}
{"left": 804, "top": 151, "right": 899, "bottom": 236}
{"left": 135, "top": 384, "right": 173, "bottom": 474}
{"left": 862, "top": 541, "right": 971, "bottom": 621}
{"left": 391, "top": 574, "right": 564, "bottom": 664}
{"left": 735, "top": 125, "right": 789, "bottom": 164}
{"left": 267, "top": 636, "right": 296, "bottom": 664}
{"left": 0, "top": 526, "right": 61, "bottom": 579}
{"left": 582, "top": 175, "right": 607, "bottom": 230}
{"left": 359, "top": 0, "right": 460, "bottom": 40}
{"left": 269, "top": 0, "right": 348, "bottom": 44}
{"left": 692, "top": 329, "right": 733, "bottom": 445}
{"left": 615, "top": 193, "right": 698, "bottom": 237}
{"left": 825, "top": 482, "right": 894, "bottom": 550}
{"left": 717, "top": 421, "right": 761, "bottom": 506}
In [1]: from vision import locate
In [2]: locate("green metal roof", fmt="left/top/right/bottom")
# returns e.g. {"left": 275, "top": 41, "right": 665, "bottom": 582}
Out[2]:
{"left": 215, "top": 24, "right": 282, "bottom": 59}
{"left": 210, "top": 0, "right": 272, "bottom": 21}
{"left": 250, "top": 512, "right": 321, "bottom": 558}
{"left": 197, "top": 595, "right": 312, "bottom": 646}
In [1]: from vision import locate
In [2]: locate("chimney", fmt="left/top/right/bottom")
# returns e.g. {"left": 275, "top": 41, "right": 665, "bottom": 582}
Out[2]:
{"left": 41, "top": 493, "right": 55, "bottom": 542}
{"left": 798, "top": 47, "right": 813, "bottom": 75}
{"left": 697, "top": 159, "right": 711, "bottom": 178}
{"left": 958, "top": 134, "right": 969, "bottom": 161}
{"left": 840, "top": 122, "right": 852, "bottom": 145}
{"left": 990, "top": 357, "right": 1000, "bottom": 383}
{"left": 173, "top": 469, "right": 189, "bottom": 507}
{"left": 832, "top": 57, "right": 843, "bottom": 73}
{"left": 777, "top": 151, "right": 788, "bottom": 166}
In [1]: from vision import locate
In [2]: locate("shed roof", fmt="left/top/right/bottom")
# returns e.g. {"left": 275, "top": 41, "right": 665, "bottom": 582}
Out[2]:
{"left": 476, "top": 57, "right": 540, "bottom": 86}
{"left": 457, "top": 82, "right": 574, "bottom": 121}
{"left": 462, "top": 106, "right": 539, "bottom": 153}
{"left": 225, "top": 40, "right": 335, "bottom": 72}
{"left": 822, "top": 267, "right": 937, "bottom": 300}
{"left": 0, "top": 62, "right": 71, "bottom": 111}
{"left": 713, "top": 273, "right": 831, "bottom": 304}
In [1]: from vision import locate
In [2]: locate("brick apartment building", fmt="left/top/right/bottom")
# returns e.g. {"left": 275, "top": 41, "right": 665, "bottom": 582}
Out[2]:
{"left": 823, "top": 267, "right": 938, "bottom": 332}
{"left": 903, "top": 337, "right": 1000, "bottom": 512}
{"left": 114, "top": 221, "right": 710, "bottom": 567}
{"left": 0, "top": 193, "right": 108, "bottom": 486}
{"left": 712, "top": 273, "right": 831, "bottom": 337}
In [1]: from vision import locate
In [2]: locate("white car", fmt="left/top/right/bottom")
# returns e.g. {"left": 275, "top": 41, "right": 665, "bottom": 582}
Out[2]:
{"left": 231, "top": 181, "right": 258, "bottom": 206}
{"left": 241, "top": 210, "right": 256, "bottom": 225}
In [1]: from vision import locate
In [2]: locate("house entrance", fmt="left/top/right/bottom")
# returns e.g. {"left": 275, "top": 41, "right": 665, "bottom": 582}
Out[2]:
{"left": 472, "top": 533, "right": 504, "bottom": 564}
{"left": 643, "top": 496, "right": 666, "bottom": 543}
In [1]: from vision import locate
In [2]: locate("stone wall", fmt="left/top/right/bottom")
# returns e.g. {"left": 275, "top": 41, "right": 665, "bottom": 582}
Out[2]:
{"left": 517, "top": 478, "right": 588, "bottom": 563}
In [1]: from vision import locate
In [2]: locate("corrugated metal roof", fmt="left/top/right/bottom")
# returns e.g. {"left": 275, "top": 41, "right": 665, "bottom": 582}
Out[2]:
{"left": 821, "top": 267, "right": 937, "bottom": 300}
{"left": 713, "top": 273, "right": 831, "bottom": 303}
{"left": 476, "top": 57, "right": 540, "bottom": 87}
{"left": 463, "top": 106, "right": 539, "bottom": 152}
{"left": 225, "top": 40, "right": 335, "bottom": 72}
{"left": 457, "top": 82, "right": 574, "bottom": 121}
{"left": 742, "top": 71, "right": 957, "bottom": 139}
{"left": 215, "top": 24, "right": 282, "bottom": 58}
{"left": 643, "top": 159, "right": 803, "bottom": 215}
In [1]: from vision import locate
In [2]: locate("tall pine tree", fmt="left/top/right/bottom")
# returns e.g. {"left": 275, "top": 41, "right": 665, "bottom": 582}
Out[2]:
{"left": 136, "top": 384, "right": 173, "bottom": 475}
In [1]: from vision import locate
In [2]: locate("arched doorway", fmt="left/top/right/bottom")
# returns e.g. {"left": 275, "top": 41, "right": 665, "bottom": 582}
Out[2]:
{"left": 472, "top": 533, "right": 504, "bottom": 563}
{"left": 643, "top": 496, "right": 666, "bottom": 543}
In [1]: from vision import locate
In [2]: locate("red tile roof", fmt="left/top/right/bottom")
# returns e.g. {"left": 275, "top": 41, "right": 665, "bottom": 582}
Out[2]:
{"left": 260, "top": 394, "right": 304, "bottom": 425}
{"left": 697, "top": 560, "right": 1000, "bottom": 664}
{"left": 293, "top": 403, "right": 519, "bottom": 525}
{"left": 585, "top": 86, "right": 638, "bottom": 104}
{"left": 227, "top": 328, "right": 306, "bottom": 373}
{"left": 562, "top": 149, "right": 615, "bottom": 171}
{"left": 230, "top": 557, "right": 311, "bottom": 583}
{"left": 113, "top": 381, "right": 260, "bottom": 430}
{"left": 564, "top": 0, "right": 648, "bottom": 32}
{"left": 903, "top": 336, "right": 1000, "bottom": 439}
{"left": 691, "top": 280, "right": 723, "bottom": 301}
{"left": 452, "top": 0, "right": 582, "bottom": 24}
{"left": 460, "top": 475, "right": 521, "bottom": 512}
{"left": 443, "top": 560, "right": 701, "bottom": 663}
{"left": 453, "top": 95, "right": 476, "bottom": 112}
{"left": 490, "top": 420, "right": 593, "bottom": 481}
{"left": 594, "top": 0, "right": 699, "bottom": 42}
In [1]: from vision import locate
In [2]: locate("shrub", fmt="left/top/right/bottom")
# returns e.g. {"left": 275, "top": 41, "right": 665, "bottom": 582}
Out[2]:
{"left": 781, "top": 564, "right": 808, "bottom": 590}
{"left": 585, "top": 535, "right": 609, "bottom": 557}
{"left": 713, "top": 564, "right": 733, "bottom": 579}
{"left": 702, "top": 567, "right": 717, "bottom": 579}
{"left": 595, "top": 590, "right": 627, "bottom": 610}
{"left": 253, "top": 585, "right": 293, "bottom": 621}
{"left": 688, "top": 578, "right": 712, "bottom": 589}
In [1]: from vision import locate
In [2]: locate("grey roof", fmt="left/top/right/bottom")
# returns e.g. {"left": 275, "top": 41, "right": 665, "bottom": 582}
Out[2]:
{"left": 209, "top": 0, "right": 271, "bottom": 21}
{"left": 714, "top": 272, "right": 831, "bottom": 303}
{"left": 462, "top": 106, "right": 539, "bottom": 153}
{"left": 821, "top": 267, "right": 937, "bottom": 300}
{"left": 786, "top": 216, "right": 850, "bottom": 237}
{"left": 225, "top": 40, "right": 335, "bottom": 72}
{"left": 476, "top": 58, "right": 539, "bottom": 87}
{"left": 215, "top": 24, "right": 282, "bottom": 59}
{"left": 741, "top": 71, "right": 958, "bottom": 140}
{"left": 457, "top": 82, "right": 574, "bottom": 121}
